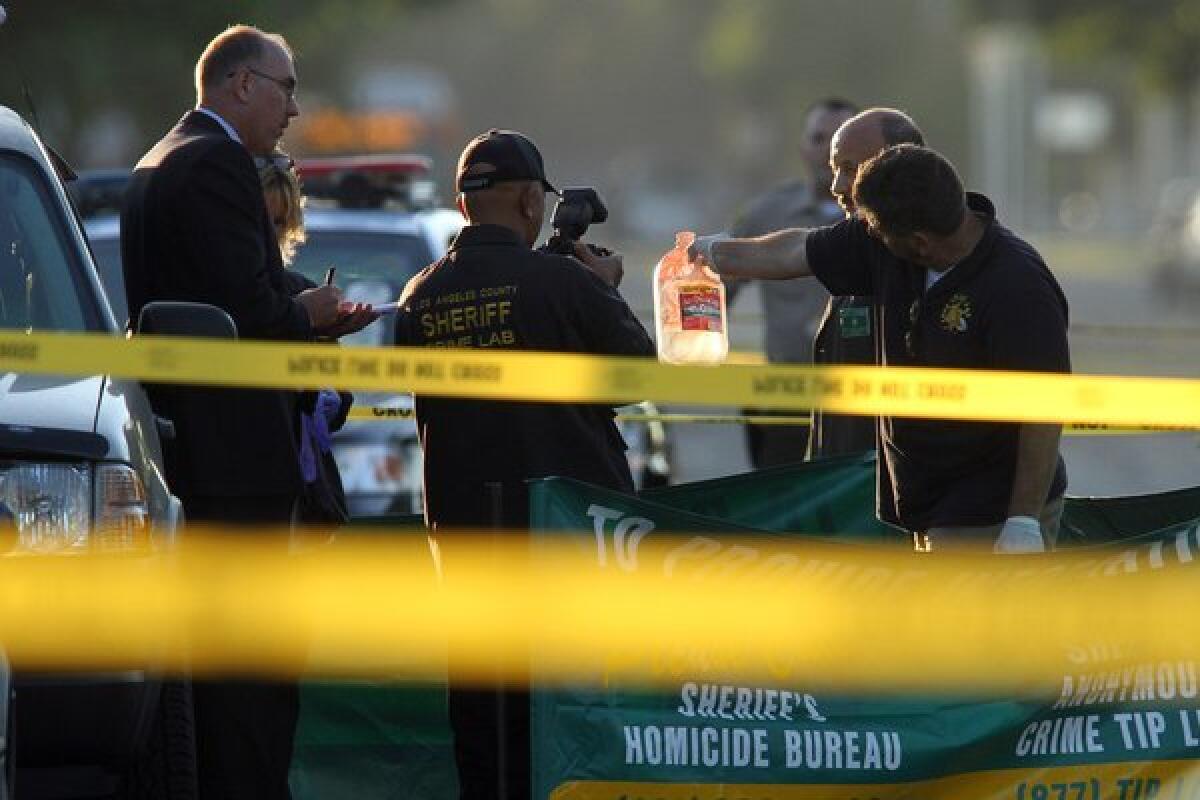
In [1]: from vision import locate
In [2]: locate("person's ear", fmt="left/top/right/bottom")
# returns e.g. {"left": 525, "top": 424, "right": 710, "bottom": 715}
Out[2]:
{"left": 521, "top": 183, "right": 541, "bottom": 220}
{"left": 911, "top": 232, "right": 934, "bottom": 258}
{"left": 230, "top": 66, "right": 253, "bottom": 103}
{"left": 455, "top": 193, "right": 468, "bottom": 218}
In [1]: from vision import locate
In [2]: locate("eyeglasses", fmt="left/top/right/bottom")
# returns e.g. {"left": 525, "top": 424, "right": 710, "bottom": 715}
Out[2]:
{"left": 905, "top": 297, "right": 922, "bottom": 358}
{"left": 231, "top": 67, "right": 297, "bottom": 100}
{"left": 254, "top": 152, "right": 295, "bottom": 175}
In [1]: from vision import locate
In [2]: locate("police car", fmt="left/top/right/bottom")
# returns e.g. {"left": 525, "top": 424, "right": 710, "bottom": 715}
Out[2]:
{"left": 80, "top": 155, "right": 670, "bottom": 516}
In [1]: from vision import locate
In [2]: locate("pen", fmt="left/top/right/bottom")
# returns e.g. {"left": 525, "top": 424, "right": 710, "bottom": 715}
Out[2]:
{"left": 324, "top": 267, "right": 336, "bottom": 286}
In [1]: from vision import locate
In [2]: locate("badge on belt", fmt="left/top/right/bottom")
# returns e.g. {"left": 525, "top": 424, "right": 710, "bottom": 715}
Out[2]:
{"left": 838, "top": 306, "right": 871, "bottom": 338}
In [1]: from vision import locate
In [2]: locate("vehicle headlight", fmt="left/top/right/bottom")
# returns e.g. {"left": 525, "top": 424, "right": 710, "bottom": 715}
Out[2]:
{"left": 0, "top": 462, "right": 90, "bottom": 553}
{"left": 93, "top": 463, "right": 150, "bottom": 552}
{"left": 0, "top": 462, "right": 150, "bottom": 554}
{"left": 334, "top": 441, "right": 419, "bottom": 494}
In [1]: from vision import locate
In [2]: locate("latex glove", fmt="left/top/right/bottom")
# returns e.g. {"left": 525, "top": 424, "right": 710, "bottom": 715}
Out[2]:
{"left": 994, "top": 516, "right": 1045, "bottom": 554}
{"left": 690, "top": 232, "right": 731, "bottom": 270}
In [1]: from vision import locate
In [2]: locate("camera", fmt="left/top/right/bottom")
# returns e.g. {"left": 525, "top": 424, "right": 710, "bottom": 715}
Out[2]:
{"left": 541, "top": 187, "right": 609, "bottom": 256}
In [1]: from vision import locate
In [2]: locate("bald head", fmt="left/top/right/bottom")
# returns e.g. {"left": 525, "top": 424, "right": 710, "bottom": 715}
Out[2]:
{"left": 193, "top": 25, "right": 299, "bottom": 155}
{"left": 829, "top": 108, "right": 925, "bottom": 216}
{"left": 195, "top": 26, "right": 291, "bottom": 102}
{"left": 850, "top": 108, "right": 925, "bottom": 149}
{"left": 457, "top": 180, "right": 546, "bottom": 248}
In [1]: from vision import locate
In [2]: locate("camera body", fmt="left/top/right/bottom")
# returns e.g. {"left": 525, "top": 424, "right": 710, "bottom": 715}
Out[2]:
{"left": 541, "top": 187, "right": 609, "bottom": 256}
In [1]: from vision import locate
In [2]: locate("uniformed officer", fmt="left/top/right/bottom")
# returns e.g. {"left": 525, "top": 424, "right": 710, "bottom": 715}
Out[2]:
{"left": 808, "top": 108, "right": 926, "bottom": 461}
{"left": 696, "top": 145, "right": 1070, "bottom": 555}
{"left": 394, "top": 129, "right": 654, "bottom": 799}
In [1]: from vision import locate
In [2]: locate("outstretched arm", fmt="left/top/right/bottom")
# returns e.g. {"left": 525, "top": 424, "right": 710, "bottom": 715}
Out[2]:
{"left": 694, "top": 228, "right": 814, "bottom": 280}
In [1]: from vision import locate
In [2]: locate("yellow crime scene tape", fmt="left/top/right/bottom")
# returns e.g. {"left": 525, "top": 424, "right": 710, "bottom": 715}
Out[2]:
{"left": 2, "top": 331, "right": 1200, "bottom": 685}
{"left": 347, "top": 407, "right": 817, "bottom": 425}
{"left": 7, "top": 330, "right": 1200, "bottom": 426}
{"left": 348, "top": 406, "right": 1195, "bottom": 435}
{"left": 0, "top": 531, "right": 1196, "bottom": 687}
{"left": 646, "top": 313, "right": 1200, "bottom": 341}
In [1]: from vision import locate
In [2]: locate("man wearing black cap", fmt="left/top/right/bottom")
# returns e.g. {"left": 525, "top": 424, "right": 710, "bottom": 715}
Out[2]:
{"left": 394, "top": 129, "right": 654, "bottom": 799}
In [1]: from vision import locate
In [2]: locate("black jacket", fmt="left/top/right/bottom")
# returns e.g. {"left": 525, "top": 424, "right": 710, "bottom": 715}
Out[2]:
{"left": 807, "top": 193, "right": 1070, "bottom": 529}
{"left": 394, "top": 225, "right": 655, "bottom": 529}
{"left": 121, "top": 110, "right": 313, "bottom": 498}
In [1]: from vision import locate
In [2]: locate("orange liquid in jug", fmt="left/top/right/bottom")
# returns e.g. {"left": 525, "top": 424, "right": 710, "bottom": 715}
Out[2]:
{"left": 653, "top": 231, "right": 729, "bottom": 365}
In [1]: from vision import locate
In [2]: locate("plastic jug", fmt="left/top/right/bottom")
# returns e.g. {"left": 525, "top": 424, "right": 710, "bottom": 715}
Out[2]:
{"left": 653, "top": 231, "right": 729, "bottom": 365}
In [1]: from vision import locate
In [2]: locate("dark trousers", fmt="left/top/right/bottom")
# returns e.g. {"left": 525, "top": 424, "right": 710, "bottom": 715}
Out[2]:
{"left": 437, "top": 516, "right": 531, "bottom": 800}
{"left": 447, "top": 684, "right": 530, "bottom": 800}
{"left": 192, "top": 680, "right": 299, "bottom": 800}
{"left": 743, "top": 407, "right": 811, "bottom": 469}
{"left": 184, "top": 494, "right": 300, "bottom": 800}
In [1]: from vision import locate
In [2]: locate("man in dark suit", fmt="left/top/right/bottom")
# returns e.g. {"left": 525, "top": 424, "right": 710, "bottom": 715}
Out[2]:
{"left": 121, "top": 25, "right": 366, "bottom": 799}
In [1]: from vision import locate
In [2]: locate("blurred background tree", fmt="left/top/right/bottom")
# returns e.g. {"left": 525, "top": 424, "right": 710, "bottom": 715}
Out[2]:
{"left": 972, "top": 0, "right": 1200, "bottom": 99}
{"left": 5, "top": 0, "right": 1194, "bottom": 236}
{"left": 0, "top": 0, "right": 971, "bottom": 232}
{"left": 0, "top": 0, "right": 435, "bottom": 161}
{"left": 963, "top": 0, "right": 1200, "bottom": 234}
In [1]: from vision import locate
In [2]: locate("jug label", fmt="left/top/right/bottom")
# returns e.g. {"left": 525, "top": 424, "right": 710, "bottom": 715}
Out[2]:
{"left": 679, "top": 287, "right": 723, "bottom": 332}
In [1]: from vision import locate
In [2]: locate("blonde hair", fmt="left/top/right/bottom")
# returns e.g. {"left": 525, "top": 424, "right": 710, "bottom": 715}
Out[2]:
{"left": 258, "top": 153, "right": 306, "bottom": 264}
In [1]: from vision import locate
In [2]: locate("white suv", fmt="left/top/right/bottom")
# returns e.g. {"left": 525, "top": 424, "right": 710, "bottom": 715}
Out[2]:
{"left": 1, "top": 104, "right": 189, "bottom": 797}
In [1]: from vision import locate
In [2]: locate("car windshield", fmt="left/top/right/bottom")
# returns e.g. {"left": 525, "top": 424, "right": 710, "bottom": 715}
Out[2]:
{"left": 290, "top": 230, "right": 433, "bottom": 347}
{"left": 0, "top": 154, "right": 104, "bottom": 332}
{"left": 89, "top": 234, "right": 126, "bottom": 323}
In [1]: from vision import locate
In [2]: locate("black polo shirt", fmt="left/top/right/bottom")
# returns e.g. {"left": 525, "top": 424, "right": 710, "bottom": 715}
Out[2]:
{"left": 394, "top": 224, "right": 655, "bottom": 529}
{"left": 805, "top": 193, "right": 1070, "bottom": 530}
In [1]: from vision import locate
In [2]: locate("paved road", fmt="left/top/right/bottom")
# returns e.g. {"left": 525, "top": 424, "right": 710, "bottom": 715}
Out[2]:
{"left": 1054, "top": 272, "right": 1200, "bottom": 496}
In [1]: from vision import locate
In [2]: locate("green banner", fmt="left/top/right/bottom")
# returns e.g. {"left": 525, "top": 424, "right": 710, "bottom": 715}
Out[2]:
{"left": 529, "top": 477, "right": 1200, "bottom": 799}
{"left": 290, "top": 521, "right": 459, "bottom": 799}
{"left": 292, "top": 681, "right": 457, "bottom": 799}
{"left": 290, "top": 459, "right": 1200, "bottom": 799}
{"left": 645, "top": 454, "right": 1200, "bottom": 547}
{"left": 1060, "top": 485, "right": 1200, "bottom": 547}
{"left": 640, "top": 453, "right": 898, "bottom": 542}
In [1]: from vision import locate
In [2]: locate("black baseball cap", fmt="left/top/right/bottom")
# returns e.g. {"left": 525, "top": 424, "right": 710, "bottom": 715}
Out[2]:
{"left": 455, "top": 129, "right": 558, "bottom": 194}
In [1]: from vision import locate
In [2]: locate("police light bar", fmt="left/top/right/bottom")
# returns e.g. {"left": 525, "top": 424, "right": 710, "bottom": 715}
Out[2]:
{"left": 296, "top": 154, "right": 432, "bottom": 179}
{"left": 296, "top": 154, "right": 436, "bottom": 210}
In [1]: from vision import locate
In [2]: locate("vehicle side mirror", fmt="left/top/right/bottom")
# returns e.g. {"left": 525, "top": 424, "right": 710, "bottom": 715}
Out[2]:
{"left": 136, "top": 301, "right": 238, "bottom": 339}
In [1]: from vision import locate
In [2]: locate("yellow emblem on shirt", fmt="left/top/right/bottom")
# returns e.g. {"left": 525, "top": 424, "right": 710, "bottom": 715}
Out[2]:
{"left": 940, "top": 293, "right": 972, "bottom": 333}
